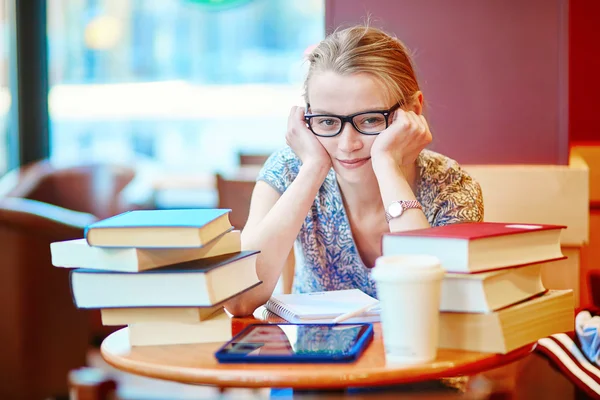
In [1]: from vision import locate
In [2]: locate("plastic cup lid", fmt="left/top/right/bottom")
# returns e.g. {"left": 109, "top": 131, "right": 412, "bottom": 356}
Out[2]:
{"left": 370, "top": 254, "right": 444, "bottom": 281}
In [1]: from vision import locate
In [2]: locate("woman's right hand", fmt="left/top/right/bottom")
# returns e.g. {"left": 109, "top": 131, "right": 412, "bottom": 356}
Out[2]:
{"left": 286, "top": 106, "right": 331, "bottom": 170}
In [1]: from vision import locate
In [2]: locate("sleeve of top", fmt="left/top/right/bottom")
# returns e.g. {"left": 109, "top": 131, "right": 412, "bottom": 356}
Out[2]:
{"left": 431, "top": 171, "right": 484, "bottom": 226}
{"left": 256, "top": 147, "right": 300, "bottom": 195}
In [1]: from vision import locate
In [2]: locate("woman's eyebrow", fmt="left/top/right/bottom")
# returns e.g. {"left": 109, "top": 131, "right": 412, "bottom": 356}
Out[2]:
{"left": 310, "top": 106, "right": 386, "bottom": 115}
{"left": 309, "top": 108, "right": 332, "bottom": 114}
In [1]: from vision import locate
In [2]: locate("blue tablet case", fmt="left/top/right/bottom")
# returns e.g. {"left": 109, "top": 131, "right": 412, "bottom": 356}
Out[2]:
{"left": 214, "top": 323, "right": 374, "bottom": 364}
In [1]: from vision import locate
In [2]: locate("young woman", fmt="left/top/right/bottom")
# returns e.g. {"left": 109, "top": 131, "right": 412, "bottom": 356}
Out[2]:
{"left": 226, "top": 25, "right": 483, "bottom": 317}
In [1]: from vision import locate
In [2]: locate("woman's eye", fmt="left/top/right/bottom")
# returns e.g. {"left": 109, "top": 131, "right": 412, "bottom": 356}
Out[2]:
{"left": 362, "top": 116, "right": 384, "bottom": 125}
{"left": 317, "top": 118, "right": 338, "bottom": 126}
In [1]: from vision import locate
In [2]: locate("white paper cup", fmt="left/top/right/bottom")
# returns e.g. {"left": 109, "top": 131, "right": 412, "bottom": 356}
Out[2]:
{"left": 371, "top": 254, "right": 444, "bottom": 365}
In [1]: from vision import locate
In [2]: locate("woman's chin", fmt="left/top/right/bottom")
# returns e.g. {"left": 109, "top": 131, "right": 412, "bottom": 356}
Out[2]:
{"left": 334, "top": 167, "right": 369, "bottom": 184}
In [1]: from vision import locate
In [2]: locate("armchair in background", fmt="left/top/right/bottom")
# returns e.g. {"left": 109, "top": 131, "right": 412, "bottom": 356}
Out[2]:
{"left": 0, "top": 159, "right": 152, "bottom": 400}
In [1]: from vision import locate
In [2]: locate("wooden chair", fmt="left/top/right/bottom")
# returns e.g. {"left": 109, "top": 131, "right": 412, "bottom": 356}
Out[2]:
{"left": 215, "top": 173, "right": 255, "bottom": 231}
{"left": 237, "top": 152, "right": 270, "bottom": 167}
{"left": 0, "top": 159, "right": 152, "bottom": 400}
{"left": 215, "top": 172, "right": 294, "bottom": 294}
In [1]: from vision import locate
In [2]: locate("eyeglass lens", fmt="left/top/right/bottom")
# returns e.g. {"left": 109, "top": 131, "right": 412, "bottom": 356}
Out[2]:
{"left": 310, "top": 112, "right": 388, "bottom": 136}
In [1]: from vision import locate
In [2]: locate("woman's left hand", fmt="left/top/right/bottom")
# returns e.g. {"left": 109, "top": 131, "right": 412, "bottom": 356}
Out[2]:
{"left": 370, "top": 109, "right": 432, "bottom": 168}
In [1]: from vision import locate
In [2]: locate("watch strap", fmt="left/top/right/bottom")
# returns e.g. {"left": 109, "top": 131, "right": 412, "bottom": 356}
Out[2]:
{"left": 385, "top": 200, "right": 423, "bottom": 223}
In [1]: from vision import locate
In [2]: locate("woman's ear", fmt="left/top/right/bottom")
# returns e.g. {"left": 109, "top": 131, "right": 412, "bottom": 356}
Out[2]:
{"left": 412, "top": 91, "right": 424, "bottom": 115}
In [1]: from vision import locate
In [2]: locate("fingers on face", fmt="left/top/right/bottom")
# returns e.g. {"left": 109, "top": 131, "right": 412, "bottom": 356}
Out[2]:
{"left": 405, "top": 111, "right": 429, "bottom": 137}
{"left": 296, "top": 106, "right": 309, "bottom": 129}
{"left": 289, "top": 105, "right": 306, "bottom": 120}
{"left": 404, "top": 111, "right": 417, "bottom": 128}
{"left": 419, "top": 114, "right": 432, "bottom": 142}
{"left": 393, "top": 109, "right": 409, "bottom": 129}
{"left": 396, "top": 110, "right": 417, "bottom": 134}
{"left": 287, "top": 107, "right": 299, "bottom": 141}
{"left": 287, "top": 106, "right": 310, "bottom": 143}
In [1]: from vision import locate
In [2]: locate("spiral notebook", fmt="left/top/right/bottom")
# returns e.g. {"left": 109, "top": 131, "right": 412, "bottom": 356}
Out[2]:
{"left": 264, "top": 289, "right": 381, "bottom": 323}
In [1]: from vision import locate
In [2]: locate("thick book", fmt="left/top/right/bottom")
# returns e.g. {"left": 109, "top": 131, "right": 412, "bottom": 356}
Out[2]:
{"left": 51, "top": 230, "right": 240, "bottom": 272}
{"left": 439, "top": 289, "right": 574, "bottom": 354}
{"left": 127, "top": 310, "right": 232, "bottom": 346}
{"left": 265, "top": 289, "right": 380, "bottom": 323}
{"left": 382, "top": 222, "right": 565, "bottom": 273}
{"left": 84, "top": 208, "right": 232, "bottom": 248}
{"left": 101, "top": 304, "right": 224, "bottom": 326}
{"left": 441, "top": 261, "right": 549, "bottom": 313}
{"left": 70, "top": 251, "right": 260, "bottom": 309}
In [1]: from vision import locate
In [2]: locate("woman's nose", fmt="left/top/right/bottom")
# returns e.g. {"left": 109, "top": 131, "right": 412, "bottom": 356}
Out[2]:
{"left": 337, "top": 122, "right": 364, "bottom": 153}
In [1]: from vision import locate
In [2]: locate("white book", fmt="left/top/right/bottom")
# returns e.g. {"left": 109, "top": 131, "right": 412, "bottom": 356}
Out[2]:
{"left": 441, "top": 262, "right": 547, "bottom": 313}
{"left": 51, "top": 230, "right": 240, "bottom": 272}
{"left": 265, "top": 289, "right": 381, "bottom": 323}
{"left": 128, "top": 310, "right": 232, "bottom": 346}
{"left": 101, "top": 304, "right": 224, "bottom": 325}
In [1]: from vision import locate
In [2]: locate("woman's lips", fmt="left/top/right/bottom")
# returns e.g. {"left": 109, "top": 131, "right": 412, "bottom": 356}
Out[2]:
{"left": 337, "top": 157, "right": 370, "bottom": 169}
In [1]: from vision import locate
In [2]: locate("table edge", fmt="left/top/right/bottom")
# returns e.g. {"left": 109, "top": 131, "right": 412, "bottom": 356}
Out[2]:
{"left": 100, "top": 334, "right": 534, "bottom": 389}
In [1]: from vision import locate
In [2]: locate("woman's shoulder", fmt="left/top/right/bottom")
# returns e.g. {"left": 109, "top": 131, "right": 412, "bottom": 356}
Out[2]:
{"left": 257, "top": 146, "right": 302, "bottom": 193}
{"left": 416, "top": 149, "right": 484, "bottom": 225}
{"left": 262, "top": 146, "right": 302, "bottom": 174}
{"left": 269, "top": 146, "right": 300, "bottom": 161}
{"left": 417, "top": 149, "right": 471, "bottom": 182}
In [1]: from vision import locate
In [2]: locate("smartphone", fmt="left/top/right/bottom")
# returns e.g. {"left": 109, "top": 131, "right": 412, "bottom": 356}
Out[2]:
{"left": 214, "top": 323, "right": 374, "bottom": 364}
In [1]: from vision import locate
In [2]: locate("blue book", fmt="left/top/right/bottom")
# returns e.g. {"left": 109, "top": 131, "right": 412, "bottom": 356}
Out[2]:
{"left": 84, "top": 209, "right": 232, "bottom": 248}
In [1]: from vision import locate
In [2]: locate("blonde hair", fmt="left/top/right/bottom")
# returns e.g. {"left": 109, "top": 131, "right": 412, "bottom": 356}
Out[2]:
{"left": 304, "top": 25, "right": 420, "bottom": 107}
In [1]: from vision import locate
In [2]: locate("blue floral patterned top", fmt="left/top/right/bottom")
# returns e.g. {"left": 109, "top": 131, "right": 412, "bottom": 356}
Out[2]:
{"left": 257, "top": 146, "right": 484, "bottom": 296}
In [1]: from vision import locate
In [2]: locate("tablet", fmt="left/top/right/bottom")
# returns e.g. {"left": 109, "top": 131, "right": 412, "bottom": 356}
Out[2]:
{"left": 214, "top": 323, "right": 374, "bottom": 363}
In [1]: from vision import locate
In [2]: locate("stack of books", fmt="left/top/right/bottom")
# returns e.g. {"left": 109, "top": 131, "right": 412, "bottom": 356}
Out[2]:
{"left": 382, "top": 222, "right": 575, "bottom": 354}
{"left": 51, "top": 209, "right": 261, "bottom": 346}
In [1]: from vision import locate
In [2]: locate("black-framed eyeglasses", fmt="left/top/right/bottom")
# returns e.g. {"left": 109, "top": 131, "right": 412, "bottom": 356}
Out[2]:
{"left": 304, "top": 103, "right": 402, "bottom": 137}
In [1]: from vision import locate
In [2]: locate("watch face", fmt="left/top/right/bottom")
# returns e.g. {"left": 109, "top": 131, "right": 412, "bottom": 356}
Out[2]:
{"left": 388, "top": 201, "right": 404, "bottom": 217}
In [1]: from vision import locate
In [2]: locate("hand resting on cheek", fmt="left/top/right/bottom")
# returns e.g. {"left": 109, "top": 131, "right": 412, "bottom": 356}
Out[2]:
{"left": 370, "top": 108, "right": 432, "bottom": 168}
{"left": 285, "top": 106, "right": 332, "bottom": 171}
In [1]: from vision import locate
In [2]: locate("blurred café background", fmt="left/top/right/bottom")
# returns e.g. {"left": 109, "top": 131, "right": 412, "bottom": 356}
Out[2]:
{"left": 0, "top": 0, "right": 324, "bottom": 209}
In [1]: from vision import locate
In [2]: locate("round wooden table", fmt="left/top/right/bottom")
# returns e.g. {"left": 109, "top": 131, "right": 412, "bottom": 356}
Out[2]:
{"left": 101, "top": 312, "right": 533, "bottom": 389}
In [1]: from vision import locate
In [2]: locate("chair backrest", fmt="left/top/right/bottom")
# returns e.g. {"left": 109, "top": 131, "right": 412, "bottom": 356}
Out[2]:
{"left": 215, "top": 173, "right": 256, "bottom": 230}
{"left": 0, "top": 208, "right": 89, "bottom": 399}
{"left": 238, "top": 153, "right": 270, "bottom": 167}
{"left": 216, "top": 170, "right": 295, "bottom": 293}
{"left": 2, "top": 160, "right": 136, "bottom": 220}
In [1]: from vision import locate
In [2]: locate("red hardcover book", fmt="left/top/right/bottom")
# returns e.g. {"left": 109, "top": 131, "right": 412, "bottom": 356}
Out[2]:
{"left": 382, "top": 222, "right": 566, "bottom": 273}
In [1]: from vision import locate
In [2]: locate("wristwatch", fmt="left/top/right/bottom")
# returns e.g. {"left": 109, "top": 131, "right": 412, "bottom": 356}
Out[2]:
{"left": 385, "top": 200, "right": 423, "bottom": 223}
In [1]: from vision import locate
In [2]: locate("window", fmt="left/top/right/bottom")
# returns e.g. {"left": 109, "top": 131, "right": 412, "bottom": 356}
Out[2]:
{"left": 0, "top": 0, "right": 13, "bottom": 175}
{"left": 47, "top": 0, "right": 324, "bottom": 176}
